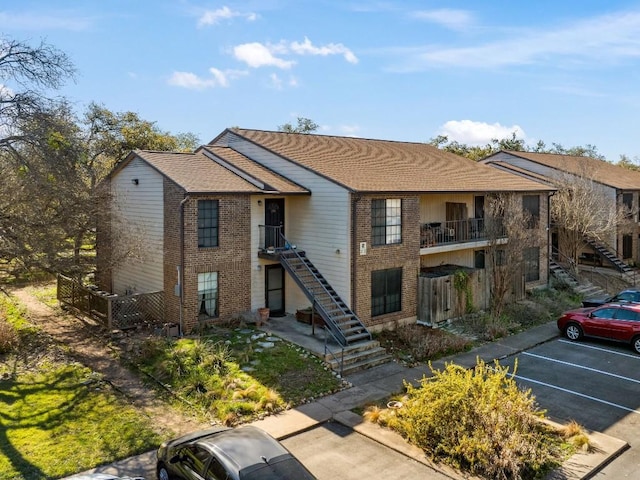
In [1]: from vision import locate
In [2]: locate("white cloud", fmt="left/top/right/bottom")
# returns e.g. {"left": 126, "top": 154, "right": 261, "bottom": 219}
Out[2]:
{"left": 411, "top": 9, "right": 474, "bottom": 31}
{"left": 167, "top": 68, "right": 247, "bottom": 89}
{"left": 290, "top": 37, "right": 358, "bottom": 64}
{"left": 197, "top": 6, "right": 257, "bottom": 27}
{"left": 401, "top": 10, "right": 640, "bottom": 69}
{"left": 233, "top": 43, "right": 295, "bottom": 69}
{"left": 438, "top": 120, "right": 526, "bottom": 145}
{"left": 269, "top": 73, "right": 283, "bottom": 90}
{"left": 0, "top": 84, "right": 14, "bottom": 97}
{"left": 232, "top": 38, "right": 358, "bottom": 69}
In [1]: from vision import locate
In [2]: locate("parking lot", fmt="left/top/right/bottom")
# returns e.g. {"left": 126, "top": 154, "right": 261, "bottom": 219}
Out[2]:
{"left": 499, "top": 336, "right": 640, "bottom": 478}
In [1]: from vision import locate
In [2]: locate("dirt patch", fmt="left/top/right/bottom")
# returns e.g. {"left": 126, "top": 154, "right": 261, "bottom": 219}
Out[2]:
{"left": 6, "top": 285, "right": 209, "bottom": 438}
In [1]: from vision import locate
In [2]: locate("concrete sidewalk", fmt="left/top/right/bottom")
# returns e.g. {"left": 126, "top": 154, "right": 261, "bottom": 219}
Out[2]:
{"left": 74, "top": 320, "right": 628, "bottom": 480}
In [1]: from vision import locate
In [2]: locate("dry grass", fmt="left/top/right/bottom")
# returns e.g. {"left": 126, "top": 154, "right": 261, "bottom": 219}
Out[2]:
{"left": 561, "top": 420, "right": 592, "bottom": 452}
{"left": 376, "top": 324, "right": 472, "bottom": 365}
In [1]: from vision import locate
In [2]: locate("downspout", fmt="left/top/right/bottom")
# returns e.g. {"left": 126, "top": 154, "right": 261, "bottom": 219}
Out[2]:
{"left": 547, "top": 191, "right": 555, "bottom": 287}
{"left": 351, "top": 193, "right": 362, "bottom": 311}
{"left": 179, "top": 195, "right": 189, "bottom": 337}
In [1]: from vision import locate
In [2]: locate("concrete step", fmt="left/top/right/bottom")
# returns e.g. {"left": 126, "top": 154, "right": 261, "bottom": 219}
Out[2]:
{"left": 323, "top": 341, "right": 392, "bottom": 375}
{"left": 326, "top": 349, "right": 393, "bottom": 376}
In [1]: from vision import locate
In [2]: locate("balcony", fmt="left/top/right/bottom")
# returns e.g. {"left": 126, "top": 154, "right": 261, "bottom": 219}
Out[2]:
{"left": 420, "top": 218, "right": 505, "bottom": 249}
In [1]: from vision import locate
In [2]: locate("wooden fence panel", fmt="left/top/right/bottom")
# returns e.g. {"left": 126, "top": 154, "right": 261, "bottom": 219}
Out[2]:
{"left": 57, "top": 274, "right": 164, "bottom": 330}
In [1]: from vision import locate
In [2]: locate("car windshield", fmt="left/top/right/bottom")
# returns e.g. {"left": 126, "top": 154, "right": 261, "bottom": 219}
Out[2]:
{"left": 616, "top": 291, "right": 640, "bottom": 302}
{"left": 240, "top": 456, "right": 315, "bottom": 480}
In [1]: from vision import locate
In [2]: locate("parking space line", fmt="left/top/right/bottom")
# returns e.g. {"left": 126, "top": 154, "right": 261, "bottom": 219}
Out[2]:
{"left": 521, "top": 351, "right": 640, "bottom": 384}
{"left": 557, "top": 339, "right": 640, "bottom": 360}
{"left": 511, "top": 374, "right": 640, "bottom": 415}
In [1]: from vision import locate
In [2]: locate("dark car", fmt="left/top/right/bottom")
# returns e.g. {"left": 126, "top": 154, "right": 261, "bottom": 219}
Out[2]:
{"left": 557, "top": 303, "right": 640, "bottom": 353}
{"left": 581, "top": 288, "right": 640, "bottom": 307}
{"left": 156, "top": 426, "right": 316, "bottom": 480}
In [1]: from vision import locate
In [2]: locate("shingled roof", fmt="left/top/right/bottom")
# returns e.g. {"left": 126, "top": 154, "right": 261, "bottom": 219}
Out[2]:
{"left": 214, "top": 129, "right": 553, "bottom": 193}
{"left": 491, "top": 150, "right": 640, "bottom": 190}
{"left": 125, "top": 149, "right": 308, "bottom": 195}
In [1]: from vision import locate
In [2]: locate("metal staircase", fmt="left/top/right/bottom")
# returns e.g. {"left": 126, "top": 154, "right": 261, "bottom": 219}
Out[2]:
{"left": 278, "top": 248, "right": 372, "bottom": 347}
{"left": 585, "top": 238, "right": 634, "bottom": 274}
{"left": 549, "top": 259, "right": 606, "bottom": 298}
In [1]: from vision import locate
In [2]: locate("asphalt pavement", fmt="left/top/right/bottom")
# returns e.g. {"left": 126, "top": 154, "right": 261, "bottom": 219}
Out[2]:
{"left": 69, "top": 320, "right": 629, "bottom": 480}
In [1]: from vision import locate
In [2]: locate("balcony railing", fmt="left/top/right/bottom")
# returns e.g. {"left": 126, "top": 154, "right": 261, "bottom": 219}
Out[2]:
{"left": 259, "top": 225, "right": 286, "bottom": 252}
{"left": 420, "top": 218, "right": 505, "bottom": 248}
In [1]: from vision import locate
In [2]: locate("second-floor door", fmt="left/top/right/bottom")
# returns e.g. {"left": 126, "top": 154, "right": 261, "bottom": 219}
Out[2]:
{"left": 264, "top": 198, "right": 285, "bottom": 248}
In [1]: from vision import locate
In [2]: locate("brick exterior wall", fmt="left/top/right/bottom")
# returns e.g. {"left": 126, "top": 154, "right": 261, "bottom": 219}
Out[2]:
{"left": 351, "top": 194, "right": 420, "bottom": 331}
{"left": 528, "top": 192, "right": 550, "bottom": 289}
{"left": 164, "top": 182, "right": 253, "bottom": 333}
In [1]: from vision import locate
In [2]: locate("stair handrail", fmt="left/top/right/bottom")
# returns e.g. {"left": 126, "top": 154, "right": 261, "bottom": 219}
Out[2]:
{"left": 552, "top": 246, "right": 612, "bottom": 293}
{"left": 585, "top": 236, "right": 638, "bottom": 284}
{"left": 551, "top": 246, "right": 579, "bottom": 283}
{"left": 277, "top": 232, "right": 371, "bottom": 345}
{"left": 277, "top": 237, "right": 350, "bottom": 345}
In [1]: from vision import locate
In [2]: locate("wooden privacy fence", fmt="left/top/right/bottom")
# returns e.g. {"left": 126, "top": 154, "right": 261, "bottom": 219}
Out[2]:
{"left": 417, "top": 268, "right": 526, "bottom": 325}
{"left": 57, "top": 274, "right": 164, "bottom": 330}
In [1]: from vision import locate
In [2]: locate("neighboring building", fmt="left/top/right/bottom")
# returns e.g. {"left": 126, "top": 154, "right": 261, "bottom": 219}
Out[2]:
{"left": 97, "top": 129, "right": 553, "bottom": 342}
{"left": 482, "top": 150, "right": 640, "bottom": 269}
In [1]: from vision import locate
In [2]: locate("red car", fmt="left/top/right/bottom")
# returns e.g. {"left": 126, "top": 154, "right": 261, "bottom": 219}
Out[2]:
{"left": 557, "top": 303, "right": 640, "bottom": 354}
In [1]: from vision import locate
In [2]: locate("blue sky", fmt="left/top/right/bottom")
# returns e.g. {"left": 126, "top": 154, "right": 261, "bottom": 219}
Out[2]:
{"left": 4, "top": 1, "right": 640, "bottom": 161}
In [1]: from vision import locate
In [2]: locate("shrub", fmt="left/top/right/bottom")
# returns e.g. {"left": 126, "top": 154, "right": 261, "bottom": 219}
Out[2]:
{"left": 0, "top": 318, "right": 18, "bottom": 353}
{"left": 376, "top": 324, "right": 472, "bottom": 364}
{"left": 390, "top": 359, "right": 563, "bottom": 479}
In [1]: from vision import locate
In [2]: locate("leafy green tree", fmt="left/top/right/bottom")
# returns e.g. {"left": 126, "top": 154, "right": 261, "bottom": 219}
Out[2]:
{"left": 278, "top": 117, "right": 319, "bottom": 133}
{"left": 1, "top": 71, "right": 200, "bottom": 279}
{"left": 616, "top": 154, "right": 640, "bottom": 171}
{"left": 429, "top": 132, "right": 605, "bottom": 161}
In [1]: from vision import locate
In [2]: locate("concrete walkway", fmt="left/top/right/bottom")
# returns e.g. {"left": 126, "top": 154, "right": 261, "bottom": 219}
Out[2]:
{"left": 71, "top": 320, "right": 628, "bottom": 480}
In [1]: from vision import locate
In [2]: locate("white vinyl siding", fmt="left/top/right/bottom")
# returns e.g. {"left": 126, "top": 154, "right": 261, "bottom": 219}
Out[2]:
{"left": 225, "top": 135, "right": 352, "bottom": 313}
{"left": 111, "top": 158, "right": 164, "bottom": 294}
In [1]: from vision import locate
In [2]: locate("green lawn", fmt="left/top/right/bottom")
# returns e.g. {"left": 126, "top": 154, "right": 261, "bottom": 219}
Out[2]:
{"left": 0, "top": 294, "right": 162, "bottom": 480}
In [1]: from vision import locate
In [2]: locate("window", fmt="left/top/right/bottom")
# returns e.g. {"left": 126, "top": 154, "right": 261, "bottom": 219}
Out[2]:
{"left": 205, "top": 457, "right": 230, "bottom": 480}
{"left": 522, "top": 195, "right": 540, "bottom": 229}
{"left": 622, "top": 193, "right": 633, "bottom": 218}
{"left": 523, "top": 247, "right": 540, "bottom": 282}
{"left": 623, "top": 234, "right": 633, "bottom": 259}
{"left": 372, "top": 199, "right": 402, "bottom": 246}
{"left": 198, "top": 272, "right": 218, "bottom": 318}
{"left": 474, "top": 250, "right": 485, "bottom": 269}
{"left": 371, "top": 268, "right": 402, "bottom": 316}
{"left": 198, "top": 200, "right": 219, "bottom": 248}
{"left": 614, "top": 308, "right": 640, "bottom": 322}
{"left": 591, "top": 307, "right": 616, "bottom": 320}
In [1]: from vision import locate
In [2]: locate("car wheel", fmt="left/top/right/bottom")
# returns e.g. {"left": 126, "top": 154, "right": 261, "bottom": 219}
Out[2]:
{"left": 632, "top": 336, "right": 640, "bottom": 354}
{"left": 564, "top": 323, "right": 583, "bottom": 341}
{"left": 157, "top": 463, "right": 171, "bottom": 480}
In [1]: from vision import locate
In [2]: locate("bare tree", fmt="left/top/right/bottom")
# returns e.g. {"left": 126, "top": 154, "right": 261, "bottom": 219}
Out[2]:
{"left": 485, "top": 193, "right": 544, "bottom": 318}
{"left": 0, "top": 37, "right": 75, "bottom": 154}
{"left": 550, "top": 168, "right": 632, "bottom": 276}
